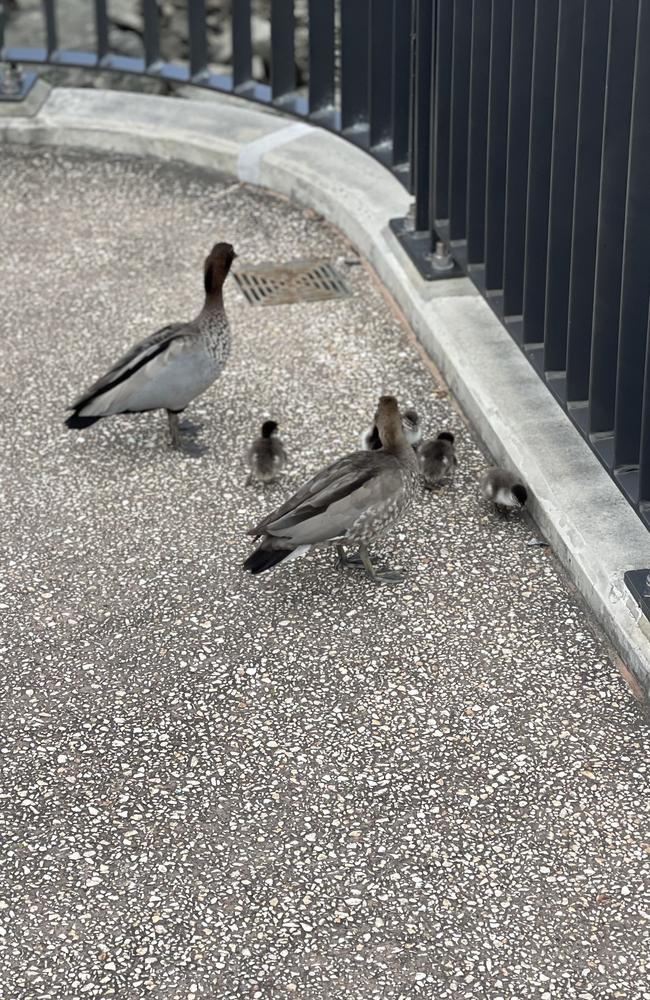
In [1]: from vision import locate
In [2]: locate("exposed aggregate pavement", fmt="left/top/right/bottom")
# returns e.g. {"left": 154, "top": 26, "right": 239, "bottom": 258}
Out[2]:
{"left": 0, "top": 144, "right": 649, "bottom": 1000}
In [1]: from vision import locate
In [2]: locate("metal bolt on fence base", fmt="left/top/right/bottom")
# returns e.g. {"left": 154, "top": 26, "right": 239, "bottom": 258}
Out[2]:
{"left": 427, "top": 240, "right": 455, "bottom": 273}
{"left": 389, "top": 217, "right": 463, "bottom": 282}
{"left": 0, "top": 62, "right": 36, "bottom": 101}
{"left": 403, "top": 203, "right": 416, "bottom": 233}
{"left": 1, "top": 62, "right": 22, "bottom": 96}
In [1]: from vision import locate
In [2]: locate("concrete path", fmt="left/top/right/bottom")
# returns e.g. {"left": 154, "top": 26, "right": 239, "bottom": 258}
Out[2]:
{"left": 0, "top": 144, "right": 648, "bottom": 1000}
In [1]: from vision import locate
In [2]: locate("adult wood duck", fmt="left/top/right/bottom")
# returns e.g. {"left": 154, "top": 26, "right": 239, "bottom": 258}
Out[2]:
{"left": 244, "top": 396, "right": 419, "bottom": 584}
{"left": 65, "top": 242, "right": 236, "bottom": 451}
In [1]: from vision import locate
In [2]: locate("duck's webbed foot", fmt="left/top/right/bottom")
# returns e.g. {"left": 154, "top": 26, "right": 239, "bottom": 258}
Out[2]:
{"left": 336, "top": 545, "right": 364, "bottom": 569}
{"left": 373, "top": 569, "right": 405, "bottom": 584}
{"left": 178, "top": 418, "right": 203, "bottom": 438}
{"left": 358, "top": 544, "right": 405, "bottom": 585}
{"left": 181, "top": 439, "right": 209, "bottom": 458}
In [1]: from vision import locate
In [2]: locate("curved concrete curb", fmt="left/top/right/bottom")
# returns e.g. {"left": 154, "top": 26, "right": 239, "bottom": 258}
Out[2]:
{"left": 3, "top": 86, "right": 650, "bottom": 703}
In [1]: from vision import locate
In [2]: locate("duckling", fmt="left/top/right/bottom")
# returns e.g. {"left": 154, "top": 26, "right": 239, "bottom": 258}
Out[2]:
{"left": 243, "top": 395, "right": 419, "bottom": 584}
{"left": 65, "top": 242, "right": 237, "bottom": 451}
{"left": 360, "top": 406, "right": 422, "bottom": 451}
{"left": 246, "top": 420, "right": 287, "bottom": 485}
{"left": 419, "top": 431, "right": 457, "bottom": 488}
{"left": 479, "top": 468, "right": 528, "bottom": 512}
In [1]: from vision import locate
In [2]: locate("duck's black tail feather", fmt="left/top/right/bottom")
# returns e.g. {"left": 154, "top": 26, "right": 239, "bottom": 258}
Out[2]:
{"left": 243, "top": 543, "right": 292, "bottom": 575}
{"left": 65, "top": 412, "right": 103, "bottom": 430}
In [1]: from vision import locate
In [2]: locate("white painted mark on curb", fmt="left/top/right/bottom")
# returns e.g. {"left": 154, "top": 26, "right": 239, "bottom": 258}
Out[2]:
{"left": 237, "top": 122, "right": 314, "bottom": 185}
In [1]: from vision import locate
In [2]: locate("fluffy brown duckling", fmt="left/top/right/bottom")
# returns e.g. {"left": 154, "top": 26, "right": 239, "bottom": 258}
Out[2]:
{"left": 243, "top": 395, "right": 419, "bottom": 584}
{"left": 419, "top": 431, "right": 457, "bottom": 488}
{"left": 246, "top": 420, "right": 287, "bottom": 485}
{"left": 65, "top": 242, "right": 237, "bottom": 451}
{"left": 480, "top": 468, "right": 528, "bottom": 512}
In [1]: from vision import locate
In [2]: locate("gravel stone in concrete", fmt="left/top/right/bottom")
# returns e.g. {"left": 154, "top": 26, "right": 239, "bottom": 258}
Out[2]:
{"left": 0, "top": 144, "right": 649, "bottom": 999}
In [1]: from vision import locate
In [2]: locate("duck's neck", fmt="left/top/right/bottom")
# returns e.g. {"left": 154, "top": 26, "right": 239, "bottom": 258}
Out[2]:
{"left": 202, "top": 289, "right": 224, "bottom": 314}
{"left": 380, "top": 422, "right": 415, "bottom": 464}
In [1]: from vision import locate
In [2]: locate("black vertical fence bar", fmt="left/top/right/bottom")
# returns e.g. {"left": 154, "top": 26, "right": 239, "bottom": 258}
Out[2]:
{"left": 466, "top": 0, "right": 492, "bottom": 264}
{"left": 502, "top": 0, "right": 535, "bottom": 318}
{"left": 408, "top": 0, "right": 418, "bottom": 192}
{"left": 143, "top": 0, "right": 160, "bottom": 70}
{"left": 565, "top": 0, "right": 610, "bottom": 404}
{"left": 412, "top": 0, "right": 434, "bottom": 230}
{"left": 95, "top": 0, "right": 110, "bottom": 62}
{"left": 341, "top": 0, "right": 370, "bottom": 133}
{"left": 188, "top": 0, "right": 208, "bottom": 78}
{"left": 431, "top": 0, "right": 453, "bottom": 226}
{"left": 484, "top": 0, "right": 513, "bottom": 291}
{"left": 543, "top": 0, "right": 584, "bottom": 373}
{"left": 614, "top": 0, "right": 650, "bottom": 471}
{"left": 392, "top": 0, "right": 414, "bottom": 166}
{"left": 369, "top": 0, "right": 394, "bottom": 148}
{"left": 522, "top": 0, "right": 559, "bottom": 345}
{"left": 448, "top": 0, "right": 472, "bottom": 242}
{"left": 308, "top": 0, "right": 335, "bottom": 115}
{"left": 589, "top": 0, "right": 639, "bottom": 436}
{"left": 43, "top": 0, "right": 58, "bottom": 57}
{"left": 0, "top": 1, "right": 5, "bottom": 52}
{"left": 232, "top": 0, "right": 252, "bottom": 89}
{"left": 271, "top": 0, "right": 295, "bottom": 100}
{"left": 638, "top": 305, "right": 650, "bottom": 505}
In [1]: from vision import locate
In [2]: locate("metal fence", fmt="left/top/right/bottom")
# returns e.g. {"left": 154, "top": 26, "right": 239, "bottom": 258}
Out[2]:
{"left": 1, "top": 0, "right": 650, "bottom": 526}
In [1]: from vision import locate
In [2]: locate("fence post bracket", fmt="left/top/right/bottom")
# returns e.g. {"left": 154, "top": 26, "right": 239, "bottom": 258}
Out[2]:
{"left": 0, "top": 62, "right": 37, "bottom": 101}
{"left": 624, "top": 569, "right": 650, "bottom": 622}
{"left": 389, "top": 214, "right": 464, "bottom": 281}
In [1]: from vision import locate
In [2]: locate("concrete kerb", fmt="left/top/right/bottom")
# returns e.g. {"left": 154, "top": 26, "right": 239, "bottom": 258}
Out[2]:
{"left": 2, "top": 86, "right": 650, "bottom": 704}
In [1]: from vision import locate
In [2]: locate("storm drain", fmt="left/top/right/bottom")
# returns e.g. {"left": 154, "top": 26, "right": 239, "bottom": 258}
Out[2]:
{"left": 233, "top": 260, "right": 351, "bottom": 306}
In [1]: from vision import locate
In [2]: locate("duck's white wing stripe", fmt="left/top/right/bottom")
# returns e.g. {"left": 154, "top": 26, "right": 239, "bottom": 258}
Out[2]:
{"left": 78, "top": 337, "right": 199, "bottom": 416}
{"left": 71, "top": 323, "right": 187, "bottom": 409}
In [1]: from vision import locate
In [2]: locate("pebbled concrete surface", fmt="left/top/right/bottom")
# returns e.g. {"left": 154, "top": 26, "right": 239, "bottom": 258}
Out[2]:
{"left": 0, "top": 144, "right": 649, "bottom": 1000}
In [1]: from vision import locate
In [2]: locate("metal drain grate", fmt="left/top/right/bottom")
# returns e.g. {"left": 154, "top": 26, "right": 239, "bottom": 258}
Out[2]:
{"left": 233, "top": 260, "right": 352, "bottom": 306}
